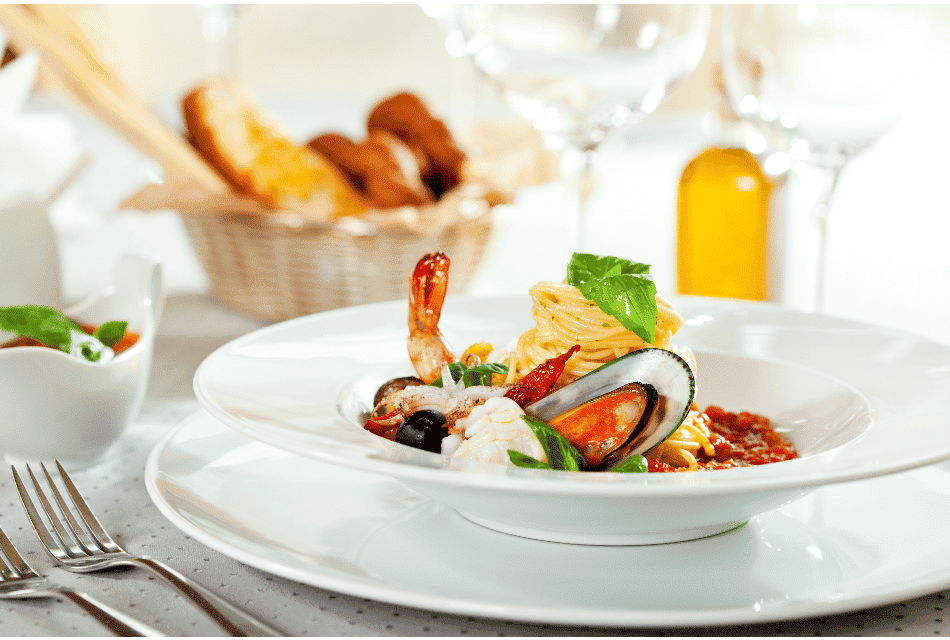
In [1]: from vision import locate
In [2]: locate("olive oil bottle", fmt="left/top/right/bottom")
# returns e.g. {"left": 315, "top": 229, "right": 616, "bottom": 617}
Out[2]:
{"left": 676, "top": 62, "right": 779, "bottom": 301}
{"left": 676, "top": 145, "right": 774, "bottom": 300}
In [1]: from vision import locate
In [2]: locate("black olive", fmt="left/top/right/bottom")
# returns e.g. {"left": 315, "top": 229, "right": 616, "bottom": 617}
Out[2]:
{"left": 373, "top": 376, "right": 425, "bottom": 407}
{"left": 395, "top": 410, "right": 448, "bottom": 453}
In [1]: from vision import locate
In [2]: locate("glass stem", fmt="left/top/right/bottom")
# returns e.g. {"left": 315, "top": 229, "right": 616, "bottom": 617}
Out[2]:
{"left": 560, "top": 144, "right": 596, "bottom": 260}
{"left": 811, "top": 161, "right": 845, "bottom": 314}
{"left": 200, "top": 4, "right": 239, "bottom": 77}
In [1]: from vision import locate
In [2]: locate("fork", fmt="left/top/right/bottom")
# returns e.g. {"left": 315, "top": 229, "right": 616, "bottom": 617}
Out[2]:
{"left": 0, "top": 525, "right": 163, "bottom": 636}
{"left": 13, "top": 461, "right": 284, "bottom": 637}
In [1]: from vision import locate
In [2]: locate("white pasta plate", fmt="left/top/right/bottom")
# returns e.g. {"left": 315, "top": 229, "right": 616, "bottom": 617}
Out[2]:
{"left": 193, "top": 295, "right": 950, "bottom": 545}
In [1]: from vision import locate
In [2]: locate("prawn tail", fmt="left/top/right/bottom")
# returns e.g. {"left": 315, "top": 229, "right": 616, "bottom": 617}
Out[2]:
{"left": 407, "top": 333, "right": 456, "bottom": 384}
{"left": 409, "top": 252, "right": 450, "bottom": 334}
{"left": 407, "top": 252, "right": 456, "bottom": 382}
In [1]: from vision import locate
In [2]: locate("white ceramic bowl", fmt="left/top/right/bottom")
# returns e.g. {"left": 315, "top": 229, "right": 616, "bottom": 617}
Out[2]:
{"left": 0, "top": 253, "right": 164, "bottom": 468}
{"left": 193, "top": 295, "right": 950, "bottom": 545}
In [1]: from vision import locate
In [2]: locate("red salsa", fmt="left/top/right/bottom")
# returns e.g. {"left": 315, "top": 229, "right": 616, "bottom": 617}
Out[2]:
{"left": 649, "top": 405, "right": 798, "bottom": 472}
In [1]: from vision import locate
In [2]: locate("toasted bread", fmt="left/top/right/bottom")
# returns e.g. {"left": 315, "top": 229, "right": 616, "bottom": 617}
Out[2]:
{"left": 367, "top": 92, "right": 466, "bottom": 198}
{"left": 308, "top": 130, "right": 434, "bottom": 208}
{"left": 183, "top": 79, "right": 367, "bottom": 220}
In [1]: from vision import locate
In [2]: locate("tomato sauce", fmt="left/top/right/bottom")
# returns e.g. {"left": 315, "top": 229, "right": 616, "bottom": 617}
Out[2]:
{"left": 649, "top": 405, "right": 798, "bottom": 472}
{"left": 1, "top": 323, "right": 139, "bottom": 355}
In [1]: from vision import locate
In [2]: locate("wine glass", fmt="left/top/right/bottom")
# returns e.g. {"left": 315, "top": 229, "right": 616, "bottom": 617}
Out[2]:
{"left": 720, "top": 5, "right": 934, "bottom": 313}
{"left": 438, "top": 4, "right": 710, "bottom": 260}
{"left": 197, "top": 4, "right": 240, "bottom": 77}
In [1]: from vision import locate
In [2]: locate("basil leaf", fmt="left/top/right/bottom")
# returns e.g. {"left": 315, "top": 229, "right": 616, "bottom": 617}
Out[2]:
{"left": 507, "top": 450, "right": 553, "bottom": 470}
{"left": 579, "top": 274, "right": 658, "bottom": 344}
{"left": 0, "top": 305, "right": 129, "bottom": 363}
{"left": 431, "top": 361, "right": 509, "bottom": 388}
{"left": 461, "top": 362, "right": 509, "bottom": 387}
{"left": 566, "top": 253, "right": 650, "bottom": 284}
{"left": 611, "top": 454, "right": 648, "bottom": 473}
{"left": 0, "top": 305, "right": 82, "bottom": 352}
{"left": 92, "top": 321, "right": 127, "bottom": 348}
{"left": 429, "top": 361, "right": 467, "bottom": 387}
{"left": 513, "top": 415, "right": 652, "bottom": 474}
{"left": 520, "top": 415, "right": 585, "bottom": 471}
{"left": 565, "top": 252, "right": 658, "bottom": 344}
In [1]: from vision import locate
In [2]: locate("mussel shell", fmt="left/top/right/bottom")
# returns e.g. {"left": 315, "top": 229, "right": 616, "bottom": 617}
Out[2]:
{"left": 373, "top": 376, "right": 425, "bottom": 407}
{"left": 525, "top": 348, "right": 695, "bottom": 470}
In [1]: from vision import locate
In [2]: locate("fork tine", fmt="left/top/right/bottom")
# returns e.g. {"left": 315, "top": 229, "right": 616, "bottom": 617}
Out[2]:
{"left": 0, "top": 526, "right": 37, "bottom": 579}
{"left": 22, "top": 464, "right": 88, "bottom": 557}
{"left": 10, "top": 466, "right": 66, "bottom": 562}
{"left": 37, "top": 462, "right": 103, "bottom": 554}
{"left": 52, "top": 460, "right": 122, "bottom": 553}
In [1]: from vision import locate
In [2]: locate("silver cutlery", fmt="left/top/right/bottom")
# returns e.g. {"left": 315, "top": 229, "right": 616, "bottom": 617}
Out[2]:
{"left": 0, "top": 524, "right": 163, "bottom": 636}
{"left": 13, "top": 461, "right": 284, "bottom": 637}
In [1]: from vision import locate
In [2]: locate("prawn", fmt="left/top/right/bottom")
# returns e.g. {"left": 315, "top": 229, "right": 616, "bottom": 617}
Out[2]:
{"left": 407, "top": 252, "right": 456, "bottom": 383}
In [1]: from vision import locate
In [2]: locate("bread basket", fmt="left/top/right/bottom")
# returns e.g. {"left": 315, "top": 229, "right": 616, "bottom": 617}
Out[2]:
{"left": 179, "top": 182, "right": 504, "bottom": 320}
{"left": 128, "top": 117, "right": 555, "bottom": 321}
{"left": 0, "top": 6, "right": 555, "bottom": 321}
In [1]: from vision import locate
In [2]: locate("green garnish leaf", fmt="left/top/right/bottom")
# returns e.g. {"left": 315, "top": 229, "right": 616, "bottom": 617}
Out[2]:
{"left": 510, "top": 415, "right": 652, "bottom": 474}
{"left": 567, "top": 253, "right": 650, "bottom": 282}
{"left": 566, "top": 252, "right": 658, "bottom": 344}
{"left": 0, "top": 305, "right": 82, "bottom": 352}
{"left": 611, "top": 454, "right": 648, "bottom": 473}
{"left": 429, "top": 362, "right": 467, "bottom": 387}
{"left": 519, "top": 415, "right": 584, "bottom": 471}
{"left": 0, "top": 305, "right": 122, "bottom": 363}
{"left": 506, "top": 450, "right": 553, "bottom": 470}
{"left": 461, "top": 362, "right": 508, "bottom": 387}
{"left": 81, "top": 342, "right": 101, "bottom": 362}
{"left": 92, "top": 321, "right": 127, "bottom": 348}
{"left": 430, "top": 361, "right": 509, "bottom": 388}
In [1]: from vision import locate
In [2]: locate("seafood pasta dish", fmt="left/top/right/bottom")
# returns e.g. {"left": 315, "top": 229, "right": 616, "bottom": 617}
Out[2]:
{"left": 364, "top": 252, "right": 797, "bottom": 473}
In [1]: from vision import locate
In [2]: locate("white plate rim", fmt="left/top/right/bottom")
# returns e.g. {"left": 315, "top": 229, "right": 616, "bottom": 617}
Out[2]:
{"left": 192, "top": 295, "right": 950, "bottom": 496}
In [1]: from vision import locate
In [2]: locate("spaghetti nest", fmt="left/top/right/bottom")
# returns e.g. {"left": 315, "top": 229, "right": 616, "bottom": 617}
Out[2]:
{"left": 498, "top": 280, "right": 712, "bottom": 470}
{"left": 500, "top": 281, "right": 685, "bottom": 386}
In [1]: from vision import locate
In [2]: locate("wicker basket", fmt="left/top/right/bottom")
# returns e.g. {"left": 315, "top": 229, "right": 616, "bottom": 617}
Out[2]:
{"left": 180, "top": 182, "right": 503, "bottom": 321}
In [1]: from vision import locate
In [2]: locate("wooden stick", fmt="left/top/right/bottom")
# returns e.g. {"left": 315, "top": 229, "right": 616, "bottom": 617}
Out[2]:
{"left": 24, "top": 5, "right": 124, "bottom": 96}
{"left": 0, "top": 4, "right": 228, "bottom": 194}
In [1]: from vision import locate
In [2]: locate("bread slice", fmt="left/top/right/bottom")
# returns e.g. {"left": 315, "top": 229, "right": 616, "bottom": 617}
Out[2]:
{"left": 183, "top": 79, "right": 367, "bottom": 220}
{"left": 367, "top": 92, "right": 466, "bottom": 199}
{"left": 308, "top": 130, "right": 434, "bottom": 208}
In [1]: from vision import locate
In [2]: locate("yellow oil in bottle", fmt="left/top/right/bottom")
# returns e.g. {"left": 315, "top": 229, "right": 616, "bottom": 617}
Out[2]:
{"left": 676, "top": 146, "right": 773, "bottom": 300}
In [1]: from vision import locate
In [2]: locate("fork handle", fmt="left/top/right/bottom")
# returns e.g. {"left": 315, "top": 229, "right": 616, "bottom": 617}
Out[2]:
{"left": 56, "top": 588, "right": 166, "bottom": 636}
{"left": 130, "top": 557, "right": 283, "bottom": 636}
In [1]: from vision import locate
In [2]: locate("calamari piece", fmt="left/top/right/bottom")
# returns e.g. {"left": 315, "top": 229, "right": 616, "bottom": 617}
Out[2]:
{"left": 447, "top": 396, "right": 545, "bottom": 465}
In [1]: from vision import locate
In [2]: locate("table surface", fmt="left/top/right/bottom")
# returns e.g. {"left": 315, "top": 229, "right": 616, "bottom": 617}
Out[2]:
{"left": 2, "top": 94, "right": 950, "bottom": 636}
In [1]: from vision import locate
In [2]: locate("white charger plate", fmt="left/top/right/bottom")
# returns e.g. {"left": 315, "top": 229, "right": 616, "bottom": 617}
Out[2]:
{"left": 146, "top": 409, "right": 950, "bottom": 628}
